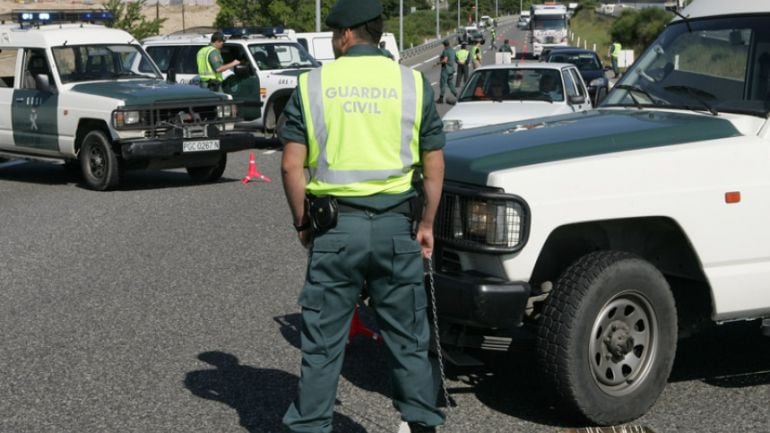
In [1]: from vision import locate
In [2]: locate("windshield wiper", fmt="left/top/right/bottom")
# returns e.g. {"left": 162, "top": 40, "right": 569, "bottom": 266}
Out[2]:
{"left": 613, "top": 84, "right": 660, "bottom": 108}
{"left": 111, "top": 71, "right": 147, "bottom": 79}
{"left": 664, "top": 85, "right": 718, "bottom": 115}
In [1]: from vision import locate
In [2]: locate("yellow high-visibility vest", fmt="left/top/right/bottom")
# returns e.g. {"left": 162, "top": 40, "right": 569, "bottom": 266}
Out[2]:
{"left": 298, "top": 55, "right": 424, "bottom": 197}
{"left": 196, "top": 46, "right": 222, "bottom": 83}
{"left": 611, "top": 42, "right": 622, "bottom": 58}
{"left": 456, "top": 48, "right": 470, "bottom": 64}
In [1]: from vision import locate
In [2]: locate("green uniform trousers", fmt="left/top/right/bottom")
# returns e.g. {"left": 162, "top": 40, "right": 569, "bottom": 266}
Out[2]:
{"left": 283, "top": 210, "right": 445, "bottom": 433}
{"left": 439, "top": 67, "right": 458, "bottom": 100}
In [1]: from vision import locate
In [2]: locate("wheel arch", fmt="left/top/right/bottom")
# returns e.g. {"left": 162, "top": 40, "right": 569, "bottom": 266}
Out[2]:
{"left": 530, "top": 217, "right": 715, "bottom": 334}
{"left": 75, "top": 118, "right": 114, "bottom": 155}
{"left": 263, "top": 89, "right": 294, "bottom": 132}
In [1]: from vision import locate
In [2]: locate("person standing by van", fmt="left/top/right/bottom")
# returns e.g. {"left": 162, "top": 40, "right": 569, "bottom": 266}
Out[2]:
{"left": 196, "top": 32, "right": 240, "bottom": 91}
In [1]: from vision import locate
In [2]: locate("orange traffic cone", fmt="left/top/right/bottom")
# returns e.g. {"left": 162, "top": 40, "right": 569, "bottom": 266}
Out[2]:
{"left": 348, "top": 305, "right": 382, "bottom": 344}
{"left": 241, "top": 152, "right": 271, "bottom": 184}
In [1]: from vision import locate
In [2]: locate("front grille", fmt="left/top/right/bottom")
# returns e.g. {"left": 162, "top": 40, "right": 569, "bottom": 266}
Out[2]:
{"left": 113, "top": 99, "right": 239, "bottom": 138}
{"left": 545, "top": 36, "right": 555, "bottom": 44}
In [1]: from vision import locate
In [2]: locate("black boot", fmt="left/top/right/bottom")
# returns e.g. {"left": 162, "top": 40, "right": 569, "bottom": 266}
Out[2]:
{"left": 408, "top": 422, "right": 436, "bottom": 433}
{"left": 435, "top": 97, "right": 444, "bottom": 104}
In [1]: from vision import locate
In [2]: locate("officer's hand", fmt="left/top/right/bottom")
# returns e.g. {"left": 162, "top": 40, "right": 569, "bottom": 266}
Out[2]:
{"left": 232, "top": 59, "right": 241, "bottom": 67}
{"left": 416, "top": 223, "right": 434, "bottom": 259}
{"left": 298, "top": 228, "right": 312, "bottom": 249}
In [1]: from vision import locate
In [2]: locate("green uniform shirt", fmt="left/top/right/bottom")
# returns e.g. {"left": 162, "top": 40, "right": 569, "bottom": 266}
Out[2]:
{"left": 440, "top": 46, "right": 456, "bottom": 73}
{"left": 279, "top": 44, "right": 445, "bottom": 210}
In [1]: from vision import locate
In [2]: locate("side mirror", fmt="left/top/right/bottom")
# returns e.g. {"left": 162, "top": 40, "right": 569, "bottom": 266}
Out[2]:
{"left": 568, "top": 94, "right": 586, "bottom": 105}
{"left": 166, "top": 68, "right": 177, "bottom": 83}
{"left": 234, "top": 64, "right": 251, "bottom": 78}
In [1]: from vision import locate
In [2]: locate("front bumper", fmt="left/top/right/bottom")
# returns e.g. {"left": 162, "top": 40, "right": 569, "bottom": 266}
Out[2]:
{"left": 119, "top": 131, "right": 254, "bottom": 160}
{"left": 433, "top": 271, "right": 531, "bottom": 330}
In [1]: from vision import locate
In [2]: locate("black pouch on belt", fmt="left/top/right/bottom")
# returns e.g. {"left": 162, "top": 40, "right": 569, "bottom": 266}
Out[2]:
{"left": 307, "top": 195, "right": 339, "bottom": 233}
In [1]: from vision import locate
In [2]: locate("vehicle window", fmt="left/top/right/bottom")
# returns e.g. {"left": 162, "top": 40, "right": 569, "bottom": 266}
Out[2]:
{"left": 563, "top": 69, "right": 577, "bottom": 97}
{"left": 604, "top": 16, "right": 767, "bottom": 116}
{"left": 0, "top": 48, "right": 21, "bottom": 87}
{"left": 175, "top": 46, "right": 203, "bottom": 75}
{"left": 52, "top": 44, "right": 161, "bottom": 83}
{"left": 22, "top": 48, "right": 54, "bottom": 90}
{"left": 248, "top": 42, "right": 319, "bottom": 71}
{"left": 569, "top": 69, "right": 587, "bottom": 97}
{"left": 459, "top": 68, "right": 563, "bottom": 102}
{"left": 221, "top": 44, "right": 248, "bottom": 66}
{"left": 145, "top": 46, "right": 176, "bottom": 72}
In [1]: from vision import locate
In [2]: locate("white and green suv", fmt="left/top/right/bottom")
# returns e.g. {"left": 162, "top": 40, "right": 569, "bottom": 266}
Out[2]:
{"left": 0, "top": 13, "right": 252, "bottom": 190}
{"left": 433, "top": 0, "right": 770, "bottom": 425}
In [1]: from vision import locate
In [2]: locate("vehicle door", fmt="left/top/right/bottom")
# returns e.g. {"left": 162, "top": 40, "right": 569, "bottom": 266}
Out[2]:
{"left": 12, "top": 48, "right": 59, "bottom": 152}
{"left": 569, "top": 67, "right": 591, "bottom": 109}
{"left": 0, "top": 48, "right": 21, "bottom": 151}
{"left": 562, "top": 67, "right": 589, "bottom": 112}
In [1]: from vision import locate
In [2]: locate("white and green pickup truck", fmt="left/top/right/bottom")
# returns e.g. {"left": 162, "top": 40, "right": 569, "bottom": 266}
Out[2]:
{"left": 0, "top": 12, "right": 253, "bottom": 190}
{"left": 433, "top": 0, "right": 770, "bottom": 425}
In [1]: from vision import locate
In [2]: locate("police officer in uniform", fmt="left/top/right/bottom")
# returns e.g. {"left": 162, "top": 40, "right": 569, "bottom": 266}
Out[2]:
{"left": 610, "top": 40, "right": 622, "bottom": 78}
{"left": 437, "top": 40, "right": 457, "bottom": 104}
{"left": 196, "top": 32, "right": 240, "bottom": 91}
{"left": 279, "top": 0, "right": 446, "bottom": 432}
{"left": 455, "top": 42, "right": 470, "bottom": 88}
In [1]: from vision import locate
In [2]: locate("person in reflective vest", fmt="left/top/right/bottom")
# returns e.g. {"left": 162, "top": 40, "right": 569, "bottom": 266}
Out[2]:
{"left": 455, "top": 42, "right": 470, "bottom": 87}
{"left": 472, "top": 40, "right": 482, "bottom": 69}
{"left": 279, "top": 0, "right": 446, "bottom": 432}
{"left": 610, "top": 41, "right": 622, "bottom": 78}
{"left": 196, "top": 32, "right": 240, "bottom": 91}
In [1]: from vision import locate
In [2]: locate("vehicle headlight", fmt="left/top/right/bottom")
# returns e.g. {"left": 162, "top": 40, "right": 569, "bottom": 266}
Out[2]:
{"left": 438, "top": 188, "right": 529, "bottom": 252}
{"left": 217, "top": 104, "right": 238, "bottom": 118}
{"left": 112, "top": 110, "right": 141, "bottom": 128}
{"left": 443, "top": 119, "right": 462, "bottom": 132}
{"left": 464, "top": 198, "right": 524, "bottom": 248}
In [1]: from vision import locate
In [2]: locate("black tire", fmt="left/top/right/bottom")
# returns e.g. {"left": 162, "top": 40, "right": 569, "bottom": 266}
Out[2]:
{"left": 536, "top": 251, "right": 677, "bottom": 425}
{"left": 79, "top": 130, "right": 120, "bottom": 191}
{"left": 186, "top": 153, "right": 227, "bottom": 183}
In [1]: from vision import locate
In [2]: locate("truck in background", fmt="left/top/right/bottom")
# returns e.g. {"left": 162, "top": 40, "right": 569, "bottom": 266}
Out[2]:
{"left": 530, "top": 3, "right": 569, "bottom": 57}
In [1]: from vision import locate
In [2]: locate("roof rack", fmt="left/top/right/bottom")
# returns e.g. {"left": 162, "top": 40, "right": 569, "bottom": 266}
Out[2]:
{"left": 9, "top": 9, "right": 114, "bottom": 28}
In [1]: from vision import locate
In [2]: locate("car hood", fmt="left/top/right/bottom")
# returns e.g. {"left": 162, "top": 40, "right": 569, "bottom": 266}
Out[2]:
{"left": 443, "top": 101, "right": 572, "bottom": 130}
{"left": 71, "top": 80, "right": 228, "bottom": 106}
{"left": 444, "top": 109, "right": 741, "bottom": 185}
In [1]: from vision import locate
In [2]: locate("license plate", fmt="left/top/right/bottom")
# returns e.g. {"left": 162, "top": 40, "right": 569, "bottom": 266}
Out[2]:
{"left": 183, "top": 139, "right": 220, "bottom": 152}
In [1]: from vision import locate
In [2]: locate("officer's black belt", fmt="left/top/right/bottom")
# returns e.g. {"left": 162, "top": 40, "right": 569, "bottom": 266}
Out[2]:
{"left": 337, "top": 201, "right": 411, "bottom": 215}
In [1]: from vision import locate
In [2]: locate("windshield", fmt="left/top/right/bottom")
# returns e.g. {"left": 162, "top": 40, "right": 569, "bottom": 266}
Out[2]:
{"left": 52, "top": 44, "right": 162, "bottom": 83}
{"left": 468, "top": 29, "right": 482, "bottom": 37}
{"left": 533, "top": 18, "right": 567, "bottom": 30}
{"left": 602, "top": 15, "right": 770, "bottom": 117}
{"left": 550, "top": 52, "right": 601, "bottom": 71}
{"left": 249, "top": 42, "right": 320, "bottom": 71}
{"left": 459, "top": 68, "right": 565, "bottom": 102}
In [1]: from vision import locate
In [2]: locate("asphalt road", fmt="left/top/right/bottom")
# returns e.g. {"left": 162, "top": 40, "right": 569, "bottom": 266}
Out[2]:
{"left": 1, "top": 19, "right": 769, "bottom": 433}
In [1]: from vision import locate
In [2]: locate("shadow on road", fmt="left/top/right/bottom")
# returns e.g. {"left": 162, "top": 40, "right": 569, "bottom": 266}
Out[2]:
{"left": 184, "top": 351, "right": 367, "bottom": 433}
{"left": 669, "top": 319, "right": 770, "bottom": 388}
{"left": 0, "top": 159, "right": 241, "bottom": 190}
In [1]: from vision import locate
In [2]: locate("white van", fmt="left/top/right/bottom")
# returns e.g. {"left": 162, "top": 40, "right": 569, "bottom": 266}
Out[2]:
{"left": 296, "top": 31, "right": 400, "bottom": 63}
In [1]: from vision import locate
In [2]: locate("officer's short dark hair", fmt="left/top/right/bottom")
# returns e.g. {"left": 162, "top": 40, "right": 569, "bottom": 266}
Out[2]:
{"left": 211, "top": 32, "right": 225, "bottom": 43}
{"left": 351, "top": 16, "right": 383, "bottom": 45}
{"left": 442, "top": 40, "right": 450, "bottom": 47}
